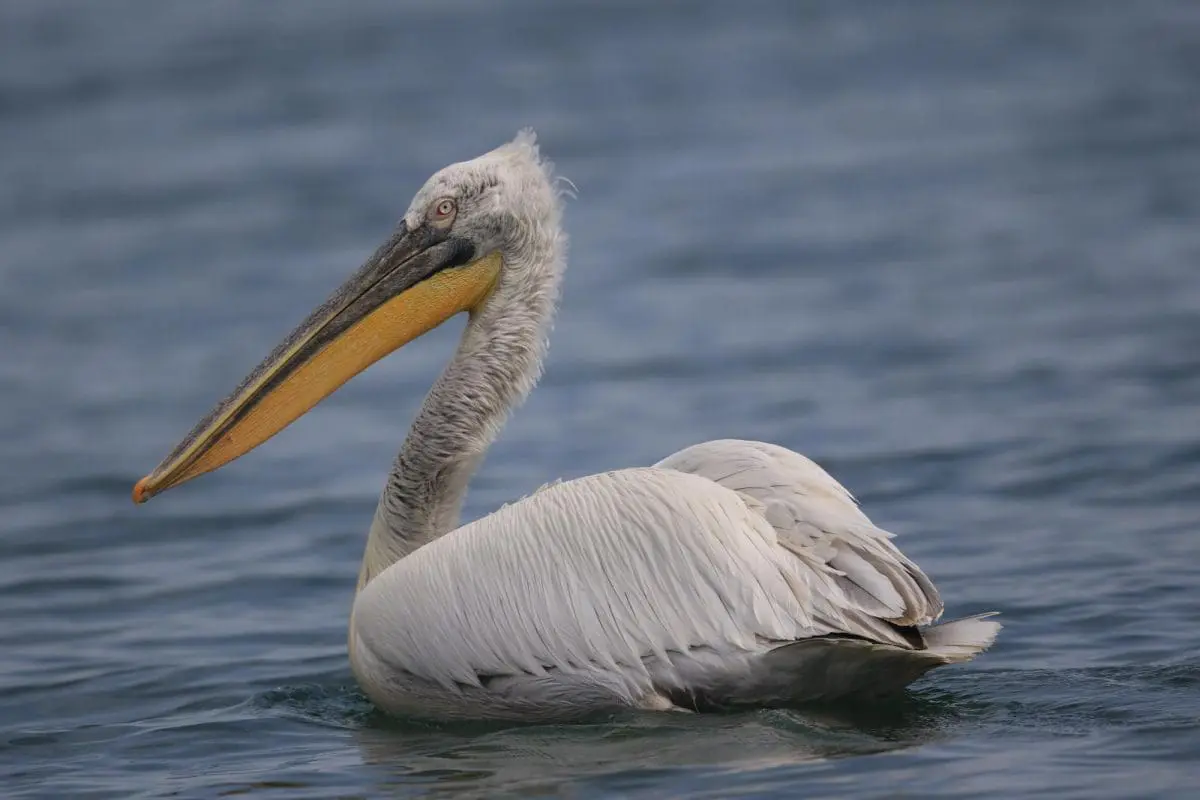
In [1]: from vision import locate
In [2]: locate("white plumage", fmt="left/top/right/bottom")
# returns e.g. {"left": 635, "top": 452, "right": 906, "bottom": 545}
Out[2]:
{"left": 350, "top": 442, "right": 998, "bottom": 720}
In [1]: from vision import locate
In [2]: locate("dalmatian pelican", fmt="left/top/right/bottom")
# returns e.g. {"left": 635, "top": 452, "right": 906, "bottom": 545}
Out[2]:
{"left": 133, "top": 131, "right": 998, "bottom": 721}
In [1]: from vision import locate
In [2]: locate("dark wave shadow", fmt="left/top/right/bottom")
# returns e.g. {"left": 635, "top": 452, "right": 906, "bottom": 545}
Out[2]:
{"left": 931, "top": 661, "right": 1200, "bottom": 736}
{"left": 247, "top": 660, "right": 1200, "bottom": 796}
{"left": 343, "top": 688, "right": 970, "bottom": 798}
{"left": 252, "top": 680, "right": 375, "bottom": 730}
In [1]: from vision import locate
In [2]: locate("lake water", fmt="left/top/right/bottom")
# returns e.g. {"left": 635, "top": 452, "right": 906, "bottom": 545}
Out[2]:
{"left": 2, "top": 1, "right": 1199, "bottom": 797}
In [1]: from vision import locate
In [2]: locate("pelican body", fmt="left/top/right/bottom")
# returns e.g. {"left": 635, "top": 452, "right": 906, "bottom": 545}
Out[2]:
{"left": 134, "top": 132, "right": 998, "bottom": 721}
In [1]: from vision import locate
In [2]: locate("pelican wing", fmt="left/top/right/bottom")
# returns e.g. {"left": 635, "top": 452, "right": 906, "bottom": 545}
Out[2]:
{"left": 353, "top": 468, "right": 814, "bottom": 698}
{"left": 656, "top": 439, "right": 944, "bottom": 629}
{"left": 351, "top": 445, "right": 946, "bottom": 716}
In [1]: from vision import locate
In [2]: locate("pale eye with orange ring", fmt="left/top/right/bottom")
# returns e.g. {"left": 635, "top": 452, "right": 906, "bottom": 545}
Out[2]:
{"left": 429, "top": 198, "right": 457, "bottom": 224}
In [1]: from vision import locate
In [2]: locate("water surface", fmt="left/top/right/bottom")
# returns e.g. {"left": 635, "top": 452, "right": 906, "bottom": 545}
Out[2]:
{"left": 2, "top": 1, "right": 1199, "bottom": 797}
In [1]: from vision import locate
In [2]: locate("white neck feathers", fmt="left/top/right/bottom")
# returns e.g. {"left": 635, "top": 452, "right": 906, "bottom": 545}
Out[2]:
{"left": 358, "top": 230, "right": 564, "bottom": 589}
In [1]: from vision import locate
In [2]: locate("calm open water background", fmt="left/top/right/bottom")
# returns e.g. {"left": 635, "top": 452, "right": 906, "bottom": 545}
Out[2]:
{"left": 2, "top": 1, "right": 1199, "bottom": 797}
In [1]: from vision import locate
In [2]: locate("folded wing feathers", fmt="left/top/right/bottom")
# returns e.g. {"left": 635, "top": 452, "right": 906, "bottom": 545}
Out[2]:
{"left": 355, "top": 440, "right": 952, "bottom": 695}
{"left": 657, "top": 439, "right": 944, "bottom": 632}
{"left": 356, "top": 467, "right": 825, "bottom": 695}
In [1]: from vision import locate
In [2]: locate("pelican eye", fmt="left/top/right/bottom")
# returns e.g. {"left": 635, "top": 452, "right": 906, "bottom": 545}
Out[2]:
{"left": 431, "top": 198, "right": 457, "bottom": 222}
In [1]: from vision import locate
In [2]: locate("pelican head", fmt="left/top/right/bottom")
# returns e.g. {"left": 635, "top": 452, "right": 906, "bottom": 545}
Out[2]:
{"left": 133, "top": 130, "right": 562, "bottom": 503}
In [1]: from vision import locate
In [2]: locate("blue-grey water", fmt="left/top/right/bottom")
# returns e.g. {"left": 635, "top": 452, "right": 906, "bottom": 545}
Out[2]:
{"left": 2, "top": 1, "right": 1199, "bottom": 797}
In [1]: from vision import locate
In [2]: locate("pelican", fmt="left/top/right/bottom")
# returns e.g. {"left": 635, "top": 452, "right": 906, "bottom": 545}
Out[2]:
{"left": 133, "top": 131, "right": 999, "bottom": 721}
